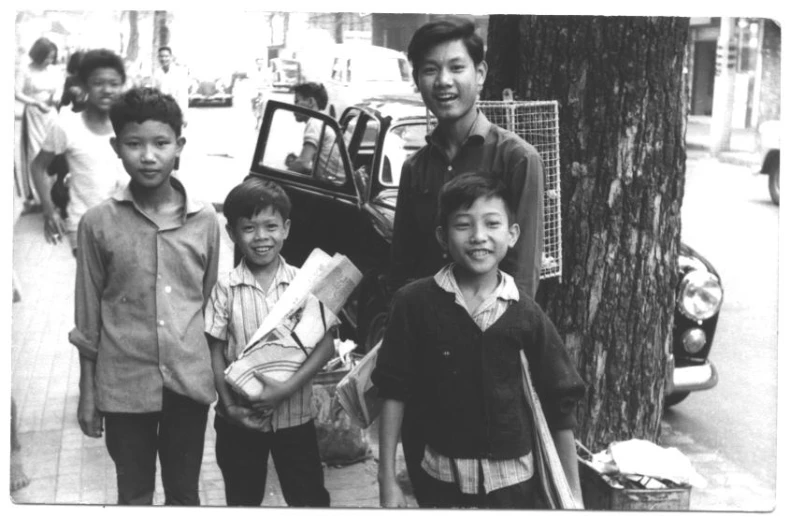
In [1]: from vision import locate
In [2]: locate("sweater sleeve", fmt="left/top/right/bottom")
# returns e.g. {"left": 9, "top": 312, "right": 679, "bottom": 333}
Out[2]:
{"left": 371, "top": 286, "right": 417, "bottom": 401}
{"left": 529, "top": 306, "right": 586, "bottom": 431}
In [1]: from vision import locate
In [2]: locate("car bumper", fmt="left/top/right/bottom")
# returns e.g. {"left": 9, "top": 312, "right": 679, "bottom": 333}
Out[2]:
{"left": 667, "top": 355, "right": 719, "bottom": 394}
{"left": 189, "top": 95, "right": 232, "bottom": 105}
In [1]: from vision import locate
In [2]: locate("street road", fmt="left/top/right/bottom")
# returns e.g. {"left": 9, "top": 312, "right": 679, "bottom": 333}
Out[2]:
{"left": 666, "top": 149, "right": 779, "bottom": 487}
{"left": 179, "top": 91, "right": 779, "bottom": 491}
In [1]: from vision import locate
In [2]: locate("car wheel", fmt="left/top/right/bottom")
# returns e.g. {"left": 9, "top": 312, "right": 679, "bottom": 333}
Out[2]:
{"left": 768, "top": 160, "right": 780, "bottom": 205}
{"left": 665, "top": 391, "right": 690, "bottom": 407}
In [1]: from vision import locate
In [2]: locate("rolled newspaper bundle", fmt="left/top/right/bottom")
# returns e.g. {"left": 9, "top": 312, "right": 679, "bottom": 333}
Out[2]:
{"left": 224, "top": 248, "right": 363, "bottom": 400}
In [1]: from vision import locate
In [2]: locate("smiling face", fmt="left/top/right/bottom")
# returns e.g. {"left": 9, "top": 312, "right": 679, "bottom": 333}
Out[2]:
{"left": 228, "top": 206, "right": 291, "bottom": 272}
{"left": 415, "top": 39, "right": 486, "bottom": 128}
{"left": 437, "top": 195, "right": 520, "bottom": 284}
{"left": 111, "top": 120, "right": 185, "bottom": 191}
{"left": 84, "top": 67, "right": 125, "bottom": 114}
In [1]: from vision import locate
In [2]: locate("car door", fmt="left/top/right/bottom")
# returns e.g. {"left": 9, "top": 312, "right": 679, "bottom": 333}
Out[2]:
{"left": 249, "top": 100, "right": 388, "bottom": 275}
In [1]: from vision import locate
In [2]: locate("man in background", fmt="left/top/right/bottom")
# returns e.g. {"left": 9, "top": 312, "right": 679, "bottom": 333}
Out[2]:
{"left": 152, "top": 46, "right": 190, "bottom": 128}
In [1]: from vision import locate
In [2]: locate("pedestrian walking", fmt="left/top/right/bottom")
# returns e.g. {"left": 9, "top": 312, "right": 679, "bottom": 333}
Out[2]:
{"left": 15, "top": 37, "right": 62, "bottom": 211}
{"left": 69, "top": 87, "right": 221, "bottom": 505}
{"left": 152, "top": 46, "right": 191, "bottom": 128}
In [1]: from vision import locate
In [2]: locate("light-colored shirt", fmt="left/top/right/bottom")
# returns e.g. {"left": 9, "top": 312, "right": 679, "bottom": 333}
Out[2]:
{"left": 153, "top": 64, "right": 190, "bottom": 120}
{"left": 420, "top": 264, "right": 535, "bottom": 494}
{"left": 42, "top": 110, "right": 128, "bottom": 232}
{"left": 69, "top": 177, "right": 221, "bottom": 413}
{"left": 303, "top": 116, "right": 345, "bottom": 183}
{"left": 204, "top": 257, "right": 316, "bottom": 432}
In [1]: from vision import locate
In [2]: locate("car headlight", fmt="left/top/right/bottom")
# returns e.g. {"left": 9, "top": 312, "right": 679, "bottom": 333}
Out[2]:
{"left": 678, "top": 270, "right": 723, "bottom": 321}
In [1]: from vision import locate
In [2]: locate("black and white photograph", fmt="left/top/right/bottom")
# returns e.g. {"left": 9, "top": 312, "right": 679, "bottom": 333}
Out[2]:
{"left": 8, "top": 1, "right": 783, "bottom": 513}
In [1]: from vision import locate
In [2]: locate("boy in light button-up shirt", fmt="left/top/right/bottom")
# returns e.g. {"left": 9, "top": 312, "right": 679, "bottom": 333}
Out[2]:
{"left": 69, "top": 88, "right": 220, "bottom": 505}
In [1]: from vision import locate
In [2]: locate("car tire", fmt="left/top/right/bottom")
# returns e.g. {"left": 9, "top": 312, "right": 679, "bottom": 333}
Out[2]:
{"left": 665, "top": 391, "right": 690, "bottom": 407}
{"left": 768, "top": 159, "right": 780, "bottom": 205}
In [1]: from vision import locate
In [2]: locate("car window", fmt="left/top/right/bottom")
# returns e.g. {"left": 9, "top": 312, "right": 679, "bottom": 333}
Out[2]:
{"left": 341, "top": 110, "right": 380, "bottom": 182}
{"left": 260, "top": 107, "right": 346, "bottom": 186}
{"left": 380, "top": 121, "right": 428, "bottom": 187}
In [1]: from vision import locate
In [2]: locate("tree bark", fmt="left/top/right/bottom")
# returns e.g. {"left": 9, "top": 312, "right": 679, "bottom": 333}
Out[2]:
{"left": 484, "top": 16, "right": 689, "bottom": 451}
{"left": 125, "top": 10, "right": 139, "bottom": 62}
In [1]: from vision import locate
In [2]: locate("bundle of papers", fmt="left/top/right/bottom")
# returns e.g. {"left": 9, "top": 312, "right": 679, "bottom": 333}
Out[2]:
{"left": 224, "top": 249, "right": 363, "bottom": 400}
{"left": 335, "top": 341, "right": 383, "bottom": 429}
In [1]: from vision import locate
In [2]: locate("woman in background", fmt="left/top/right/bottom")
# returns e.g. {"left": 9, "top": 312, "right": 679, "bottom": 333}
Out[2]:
{"left": 15, "top": 37, "right": 62, "bottom": 211}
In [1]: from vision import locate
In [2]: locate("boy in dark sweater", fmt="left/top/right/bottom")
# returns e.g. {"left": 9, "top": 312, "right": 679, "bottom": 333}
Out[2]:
{"left": 373, "top": 172, "right": 585, "bottom": 509}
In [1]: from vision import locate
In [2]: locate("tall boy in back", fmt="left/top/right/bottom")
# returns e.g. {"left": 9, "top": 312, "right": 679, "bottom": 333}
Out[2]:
{"left": 204, "top": 176, "right": 332, "bottom": 507}
{"left": 388, "top": 17, "right": 547, "bottom": 501}
{"left": 373, "top": 172, "right": 585, "bottom": 508}
{"left": 69, "top": 87, "right": 221, "bottom": 505}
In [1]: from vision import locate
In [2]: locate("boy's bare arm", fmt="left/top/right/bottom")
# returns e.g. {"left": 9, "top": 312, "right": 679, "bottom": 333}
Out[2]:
{"left": 207, "top": 335, "right": 262, "bottom": 429}
{"left": 30, "top": 150, "right": 65, "bottom": 244}
{"left": 249, "top": 329, "right": 335, "bottom": 411}
{"left": 77, "top": 355, "right": 102, "bottom": 438}
{"left": 552, "top": 428, "right": 585, "bottom": 508}
{"left": 378, "top": 399, "right": 407, "bottom": 507}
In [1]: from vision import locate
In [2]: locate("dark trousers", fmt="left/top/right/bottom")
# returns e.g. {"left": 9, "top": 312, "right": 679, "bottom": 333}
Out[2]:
{"left": 420, "top": 471, "right": 539, "bottom": 509}
{"left": 104, "top": 388, "right": 209, "bottom": 506}
{"left": 214, "top": 415, "right": 330, "bottom": 507}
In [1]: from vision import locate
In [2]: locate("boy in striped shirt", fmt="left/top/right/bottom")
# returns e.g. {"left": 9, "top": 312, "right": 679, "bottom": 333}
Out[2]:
{"left": 205, "top": 177, "right": 332, "bottom": 507}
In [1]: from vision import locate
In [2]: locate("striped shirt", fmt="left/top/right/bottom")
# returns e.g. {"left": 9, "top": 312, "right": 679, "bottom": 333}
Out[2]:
{"left": 420, "top": 264, "right": 535, "bottom": 494}
{"left": 205, "top": 256, "right": 314, "bottom": 432}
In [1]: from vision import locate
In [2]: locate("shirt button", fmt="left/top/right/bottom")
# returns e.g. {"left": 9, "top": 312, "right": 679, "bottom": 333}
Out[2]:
{"left": 447, "top": 165, "right": 453, "bottom": 171}
{"left": 442, "top": 350, "right": 450, "bottom": 357}
{"left": 165, "top": 286, "right": 172, "bottom": 294}
{"left": 158, "top": 320, "right": 165, "bottom": 327}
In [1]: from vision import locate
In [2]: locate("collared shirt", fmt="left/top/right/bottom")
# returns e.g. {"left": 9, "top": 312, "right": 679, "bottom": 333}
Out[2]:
{"left": 420, "top": 264, "right": 535, "bottom": 494}
{"left": 389, "top": 110, "right": 544, "bottom": 298}
{"left": 69, "top": 177, "right": 221, "bottom": 413}
{"left": 204, "top": 256, "right": 315, "bottom": 432}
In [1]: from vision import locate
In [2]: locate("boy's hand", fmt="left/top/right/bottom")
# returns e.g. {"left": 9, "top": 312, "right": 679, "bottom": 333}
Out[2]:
{"left": 247, "top": 372, "right": 291, "bottom": 413}
{"left": 43, "top": 210, "right": 66, "bottom": 245}
{"left": 77, "top": 392, "right": 103, "bottom": 438}
{"left": 226, "top": 404, "right": 271, "bottom": 430}
{"left": 379, "top": 479, "right": 407, "bottom": 508}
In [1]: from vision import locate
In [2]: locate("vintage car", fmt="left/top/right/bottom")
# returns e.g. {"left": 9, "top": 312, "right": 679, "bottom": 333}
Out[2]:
{"left": 241, "top": 97, "right": 723, "bottom": 407}
{"left": 188, "top": 75, "right": 234, "bottom": 107}
{"left": 757, "top": 119, "right": 780, "bottom": 205}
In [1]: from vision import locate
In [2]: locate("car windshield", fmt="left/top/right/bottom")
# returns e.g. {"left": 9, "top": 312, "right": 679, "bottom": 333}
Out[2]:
{"left": 380, "top": 121, "right": 429, "bottom": 187}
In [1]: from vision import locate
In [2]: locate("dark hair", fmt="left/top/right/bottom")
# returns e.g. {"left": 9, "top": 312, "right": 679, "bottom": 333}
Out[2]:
{"left": 66, "top": 51, "right": 84, "bottom": 75}
{"left": 29, "top": 37, "right": 58, "bottom": 65}
{"left": 437, "top": 172, "right": 515, "bottom": 229}
{"left": 407, "top": 17, "right": 484, "bottom": 83}
{"left": 158, "top": 46, "right": 172, "bottom": 55}
{"left": 293, "top": 82, "right": 328, "bottom": 110}
{"left": 223, "top": 176, "right": 292, "bottom": 228}
{"left": 77, "top": 48, "right": 126, "bottom": 85}
{"left": 110, "top": 87, "right": 183, "bottom": 137}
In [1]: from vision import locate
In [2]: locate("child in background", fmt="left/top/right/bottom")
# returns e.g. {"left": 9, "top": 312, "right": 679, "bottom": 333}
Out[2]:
{"left": 69, "top": 87, "right": 221, "bottom": 505}
{"left": 204, "top": 176, "right": 332, "bottom": 507}
{"left": 31, "top": 48, "right": 128, "bottom": 254}
{"left": 374, "top": 172, "right": 585, "bottom": 509}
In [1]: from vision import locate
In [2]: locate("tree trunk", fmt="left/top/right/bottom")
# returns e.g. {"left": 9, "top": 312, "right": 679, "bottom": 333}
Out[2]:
{"left": 125, "top": 10, "right": 140, "bottom": 62}
{"left": 484, "top": 16, "right": 689, "bottom": 451}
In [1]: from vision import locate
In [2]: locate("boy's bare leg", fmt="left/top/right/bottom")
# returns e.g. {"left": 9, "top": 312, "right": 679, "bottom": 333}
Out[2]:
{"left": 11, "top": 398, "right": 30, "bottom": 492}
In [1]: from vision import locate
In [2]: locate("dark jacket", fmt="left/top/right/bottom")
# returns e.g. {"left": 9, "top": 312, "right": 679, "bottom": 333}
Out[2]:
{"left": 372, "top": 278, "right": 585, "bottom": 460}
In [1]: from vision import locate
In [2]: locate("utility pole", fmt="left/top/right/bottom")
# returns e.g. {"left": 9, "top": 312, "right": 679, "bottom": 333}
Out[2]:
{"left": 710, "top": 17, "right": 738, "bottom": 155}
